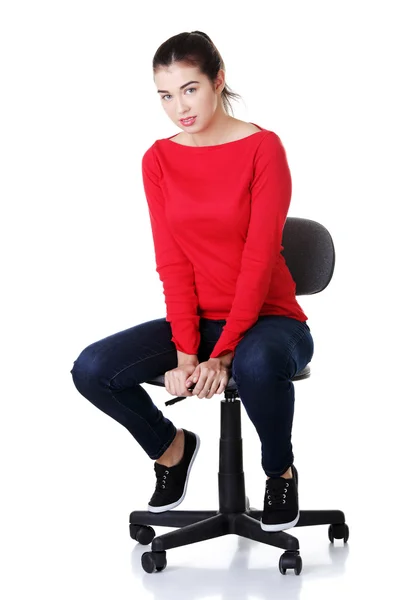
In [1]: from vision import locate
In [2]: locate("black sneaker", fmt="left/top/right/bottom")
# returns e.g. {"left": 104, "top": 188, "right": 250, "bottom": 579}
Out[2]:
{"left": 260, "top": 464, "right": 300, "bottom": 532}
{"left": 147, "top": 429, "right": 200, "bottom": 513}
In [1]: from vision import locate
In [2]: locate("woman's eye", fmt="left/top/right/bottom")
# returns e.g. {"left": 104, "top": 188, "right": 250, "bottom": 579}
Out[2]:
{"left": 162, "top": 88, "right": 196, "bottom": 101}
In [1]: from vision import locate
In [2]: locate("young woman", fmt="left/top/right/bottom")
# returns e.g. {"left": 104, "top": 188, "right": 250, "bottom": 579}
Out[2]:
{"left": 70, "top": 31, "right": 314, "bottom": 532}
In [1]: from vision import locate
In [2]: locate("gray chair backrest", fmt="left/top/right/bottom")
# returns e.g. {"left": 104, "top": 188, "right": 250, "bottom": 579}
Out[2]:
{"left": 282, "top": 217, "right": 335, "bottom": 295}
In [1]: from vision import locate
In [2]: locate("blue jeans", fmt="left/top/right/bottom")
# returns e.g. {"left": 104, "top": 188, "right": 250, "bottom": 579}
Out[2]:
{"left": 70, "top": 315, "right": 314, "bottom": 477}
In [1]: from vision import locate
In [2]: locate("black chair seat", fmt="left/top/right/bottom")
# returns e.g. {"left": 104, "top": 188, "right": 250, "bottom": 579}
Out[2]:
{"left": 145, "top": 364, "right": 311, "bottom": 392}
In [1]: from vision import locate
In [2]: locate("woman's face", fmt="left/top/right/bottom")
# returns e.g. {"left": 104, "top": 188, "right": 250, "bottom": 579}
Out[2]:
{"left": 154, "top": 63, "right": 225, "bottom": 132}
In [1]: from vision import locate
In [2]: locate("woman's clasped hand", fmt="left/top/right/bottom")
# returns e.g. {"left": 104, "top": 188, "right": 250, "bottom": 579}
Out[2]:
{"left": 164, "top": 358, "right": 231, "bottom": 399}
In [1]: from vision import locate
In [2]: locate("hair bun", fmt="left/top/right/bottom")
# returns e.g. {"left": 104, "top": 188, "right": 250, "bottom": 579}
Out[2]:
{"left": 191, "top": 31, "right": 212, "bottom": 43}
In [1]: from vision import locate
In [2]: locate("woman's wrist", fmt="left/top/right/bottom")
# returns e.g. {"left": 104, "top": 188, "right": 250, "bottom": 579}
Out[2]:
{"left": 177, "top": 350, "right": 199, "bottom": 366}
{"left": 217, "top": 351, "right": 234, "bottom": 368}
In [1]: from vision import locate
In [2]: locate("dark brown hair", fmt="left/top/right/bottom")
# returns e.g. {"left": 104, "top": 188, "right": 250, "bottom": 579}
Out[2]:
{"left": 152, "top": 31, "right": 243, "bottom": 116}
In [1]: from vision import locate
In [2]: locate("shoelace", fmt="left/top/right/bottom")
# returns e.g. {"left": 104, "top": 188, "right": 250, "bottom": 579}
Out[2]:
{"left": 265, "top": 479, "right": 290, "bottom": 506}
{"left": 154, "top": 466, "right": 170, "bottom": 492}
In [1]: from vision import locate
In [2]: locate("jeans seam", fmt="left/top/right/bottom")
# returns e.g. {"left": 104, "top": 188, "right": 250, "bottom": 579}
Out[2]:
{"left": 109, "top": 348, "right": 173, "bottom": 385}
{"left": 283, "top": 325, "right": 309, "bottom": 375}
{"left": 107, "top": 348, "right": 174, "bottom": 455}
{"left": 108, "top": 387, "right": 177, "bottom": 458}
{"left": 106, "top": 347, "right": 177, "bottom": 457}
{"left": 150, "top": 430, "right": 178, "bottom": 460}
{"left": 108, "top": 389, "right": 163, "bottom": 438}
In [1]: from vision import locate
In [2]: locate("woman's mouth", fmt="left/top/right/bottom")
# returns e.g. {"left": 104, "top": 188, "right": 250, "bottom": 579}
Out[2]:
{"left": 180, "top": 116, "right": 197, "bottom": 126}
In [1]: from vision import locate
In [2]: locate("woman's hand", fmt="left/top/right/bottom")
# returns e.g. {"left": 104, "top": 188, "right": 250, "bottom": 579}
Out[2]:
{"left": 185, "top": 355, "right": 233, "bottom": 399}
{"left": 164, "top": 364, "right": 199, "bottom": 397}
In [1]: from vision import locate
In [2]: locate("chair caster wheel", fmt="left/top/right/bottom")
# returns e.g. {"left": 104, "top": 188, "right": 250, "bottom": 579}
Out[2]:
{"left": 130, "top": 524, "right": 156, "bottom": 545}
{"left": 328, "top": 523, "right": 349, "bottom": 543}
{"left": 141, "top": 551, "right": 167, "bottom": 573}
{"left": 279, "top": 551, "right": 302, "bottom": 575}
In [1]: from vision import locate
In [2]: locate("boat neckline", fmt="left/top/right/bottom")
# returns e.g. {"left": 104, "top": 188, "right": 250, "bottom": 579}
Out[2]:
{"left": 161, "top": 123, "right": 267, "bottom": 149}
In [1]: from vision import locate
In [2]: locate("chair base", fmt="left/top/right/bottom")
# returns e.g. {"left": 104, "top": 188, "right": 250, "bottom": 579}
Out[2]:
{"left": 130, "top": 507, "right": 347, "bottom": 549}
{"left": 129, "top": 394, "right": 349, "bottom": 575}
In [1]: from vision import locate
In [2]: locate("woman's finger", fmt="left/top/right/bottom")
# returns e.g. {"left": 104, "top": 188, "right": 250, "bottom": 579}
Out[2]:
{"left": 167, "top": 374, "right": 174, "bottom": 396}
{"left": 164, "top": 373, "right": 170, "bottom": 395}
{"left": 169, "top": 373, "right": 178, "bottom": 396}
{"left": 192, "top": 371, "right": 206, "bottom": 396}
{"left": 198, "top": 373, "right": 216, "bottom": 398}
{"left": 216, "top": 376, "right": 227, "bottom": 395}
{"left": 213, "top": 374, "right": 227, "bottom": 397}
{"left": 205, "top": 378, "right": 220, "bottom": 398}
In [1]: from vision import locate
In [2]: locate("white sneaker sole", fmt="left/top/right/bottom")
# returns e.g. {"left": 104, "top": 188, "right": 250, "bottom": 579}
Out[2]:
{"left": 260, "top": 511, "right": 300, "bottom": 532}
{"left": 147, "top": 433, "right": 200, "bottom": 513}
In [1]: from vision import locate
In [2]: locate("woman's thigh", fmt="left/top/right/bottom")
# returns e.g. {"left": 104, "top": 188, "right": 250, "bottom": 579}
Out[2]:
{"left": 71, "top": 317, "right": 179, "bottom": 387}
{"left": 71, "top": 315, "right": 313, "bottom": 388}
{"left": 232, "top": 316, "right": 314, "bottom": 382}
{"left": 71, "top": 316, "right": 225, "bottom": 388}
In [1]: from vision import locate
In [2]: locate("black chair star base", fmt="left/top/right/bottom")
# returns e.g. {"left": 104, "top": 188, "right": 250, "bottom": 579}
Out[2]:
{"left": 129, "top": 218, "right": 349, "bottom": 575}
{"left": 130, "top": 368, "right": 349, "bottom": 575}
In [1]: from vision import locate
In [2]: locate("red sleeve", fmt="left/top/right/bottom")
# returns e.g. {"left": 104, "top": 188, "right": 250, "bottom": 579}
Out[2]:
{"left": 210, "top": 132, "right": 292, "bottom": 359}
{"left": 142, "top": 146, "right": 200, "bottom": 355}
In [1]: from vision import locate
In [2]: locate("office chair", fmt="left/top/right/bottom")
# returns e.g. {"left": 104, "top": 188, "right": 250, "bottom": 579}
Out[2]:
{"left": 129, "top": 216, "right": 349, "bottom": 575}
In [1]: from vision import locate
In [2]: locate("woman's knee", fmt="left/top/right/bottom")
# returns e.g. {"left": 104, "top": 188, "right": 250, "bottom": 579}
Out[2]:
{"left": 70, "top": 341, "right": 106, "bottom": 386}
{"left": 233, "top": 342, "right": 290, "bottom": 383}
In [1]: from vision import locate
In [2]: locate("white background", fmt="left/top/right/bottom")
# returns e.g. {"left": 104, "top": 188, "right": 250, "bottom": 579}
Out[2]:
{"left": 1, "top": 0, "right": 399, "bottom": 597}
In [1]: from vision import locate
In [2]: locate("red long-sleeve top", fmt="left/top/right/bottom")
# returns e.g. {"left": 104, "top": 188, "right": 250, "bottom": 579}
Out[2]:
{"left": 141, "top": 124, "right": 308, "bottom": 359}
